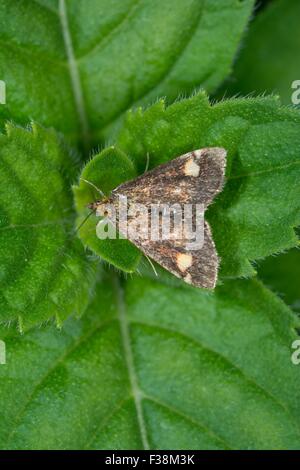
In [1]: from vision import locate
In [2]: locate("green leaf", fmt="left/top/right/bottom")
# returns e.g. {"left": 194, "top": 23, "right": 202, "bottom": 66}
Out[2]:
{"left": 100, "top": 92, "right": 299, "bottom": 278}
{"left": 226, "top": 0, "right": 300, "bottom": 105}
{"left": 258, "top": 247, "right": 300, "bottom": 314}
{"left": 1, "top": 273, "right": 300, "bottom": 449}
{"left": 0, "top": 123, "right": 96, "bottom": 330}
{"left": 73, "top": 146, "right": 141, "bottom": 271}
{"left": 0, "top": 0, "right": 254, "bottom": 149}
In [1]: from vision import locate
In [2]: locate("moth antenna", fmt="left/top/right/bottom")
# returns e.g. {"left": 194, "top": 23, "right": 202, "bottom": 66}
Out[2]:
{"left": 144, "top": 152, "right": 150, "bottom": 173}
{"left": 80, "top": 178, "right": 105, "bottom": 198}
{"left": 145, "top": 255, "right": 158, "bottom": 277}
{"left": 74, "top": 208, "right": 96, "bottom": 235}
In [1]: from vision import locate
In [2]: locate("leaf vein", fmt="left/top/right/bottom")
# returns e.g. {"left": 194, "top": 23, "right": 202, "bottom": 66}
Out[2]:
{"left": 97, "top": 0, "right": 206, "bottom": 130}
{"left": 5, "top": 316, "right": 117, "bottom": 447}
{"left": 77, "top": 0, "right": 141, "bottom": 61}
{"left": 131, "top": 320, "right": 300, "bottom": 438}
{"left": 113, "top": 274, "right": 150, "bottom": 450}
{"left": 142, "top": 393, "right": 232, "bottom": 450}
{"left": 84, "top": 396, "right": 132, "bottom": 450}
{"left": 58, "top": 0, "right": 90, "bottom": 152}
{"left": 0, "top": 37, "right": 66, "bottom": 67}
{"left": 228, "top": 159, "right": 300, "bottom": 181}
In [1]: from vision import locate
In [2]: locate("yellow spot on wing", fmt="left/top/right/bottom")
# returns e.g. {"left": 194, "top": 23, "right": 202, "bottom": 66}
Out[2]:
{"left": 184, "top": 158, "right": 200, "bottom": 177}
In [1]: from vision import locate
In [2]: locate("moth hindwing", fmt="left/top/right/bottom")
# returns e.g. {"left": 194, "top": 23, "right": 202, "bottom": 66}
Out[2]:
{"left": 91, "top": 148, "right": 226, "bottom": 289}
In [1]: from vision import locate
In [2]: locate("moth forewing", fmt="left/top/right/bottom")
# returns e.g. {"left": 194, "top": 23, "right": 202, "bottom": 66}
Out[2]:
{"left": 111, "top": 147, "right": 226, "bottom": 207}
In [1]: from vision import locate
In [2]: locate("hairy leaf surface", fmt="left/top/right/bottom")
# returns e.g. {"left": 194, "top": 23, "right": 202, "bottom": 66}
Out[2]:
{"left": 0, "top": 274, "right": 299, "bottom": 449}
{"left": 0, "top": 123, "right": 96, "bottom": 329}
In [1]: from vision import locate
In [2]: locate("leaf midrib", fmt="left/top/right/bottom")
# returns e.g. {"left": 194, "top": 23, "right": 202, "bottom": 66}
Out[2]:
{"left": 113, "top": 274, "right": 150, "bottom": 450}
{"left": 54, "top": 0, "right": 207, "bottom": 146}
{"left": 58, "top": 0, "right": 90, "bottom": 152}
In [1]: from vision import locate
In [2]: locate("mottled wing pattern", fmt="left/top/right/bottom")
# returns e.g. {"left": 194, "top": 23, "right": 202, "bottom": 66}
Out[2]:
{"left": 97, "top": 148, "right": 226, "bottom": 289}
{"left": 131, "top": 221, "right": 219, "bottom": 289}
{"left": 112, "top": 148, "right": 226, "bottom": 208}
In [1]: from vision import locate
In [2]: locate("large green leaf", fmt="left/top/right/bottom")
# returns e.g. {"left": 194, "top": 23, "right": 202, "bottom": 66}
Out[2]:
{"left": 0, "top": 0, "right": 254, "bottom": 149}
{"left": 0, "top": 272, "right": 299, "bottom": 449}
{"left": 226, "top": 0, "right": 300, "bottom": 105}
{"left": 76, "top": 92, "right": 300, "bottom": 278}
{"left": 0, "top": 123, "right": 96, "bottom": 330}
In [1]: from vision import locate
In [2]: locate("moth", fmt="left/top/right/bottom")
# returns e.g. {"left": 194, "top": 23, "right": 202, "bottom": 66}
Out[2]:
{"left": 88, "top": 148, "right": 226, "bottom": 289}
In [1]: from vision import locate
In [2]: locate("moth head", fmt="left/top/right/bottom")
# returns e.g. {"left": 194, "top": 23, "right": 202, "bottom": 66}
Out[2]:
{"left": 87, "top": 197, "right": 111, "bottom": 217}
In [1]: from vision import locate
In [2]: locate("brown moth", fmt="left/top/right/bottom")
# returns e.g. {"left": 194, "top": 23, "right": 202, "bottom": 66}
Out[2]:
{"left": 88, "top": 148, "right": 226, "bottom": 289}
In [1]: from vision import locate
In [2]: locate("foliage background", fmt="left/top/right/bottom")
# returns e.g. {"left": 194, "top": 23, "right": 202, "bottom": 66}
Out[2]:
{"left": 0, "top": 0, "right": 299, "bottom": 450}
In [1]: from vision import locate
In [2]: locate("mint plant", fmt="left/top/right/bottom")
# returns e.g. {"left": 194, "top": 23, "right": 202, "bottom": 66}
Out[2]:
{"left": 0, "top": 0, "right": 300, "bottom": 450}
